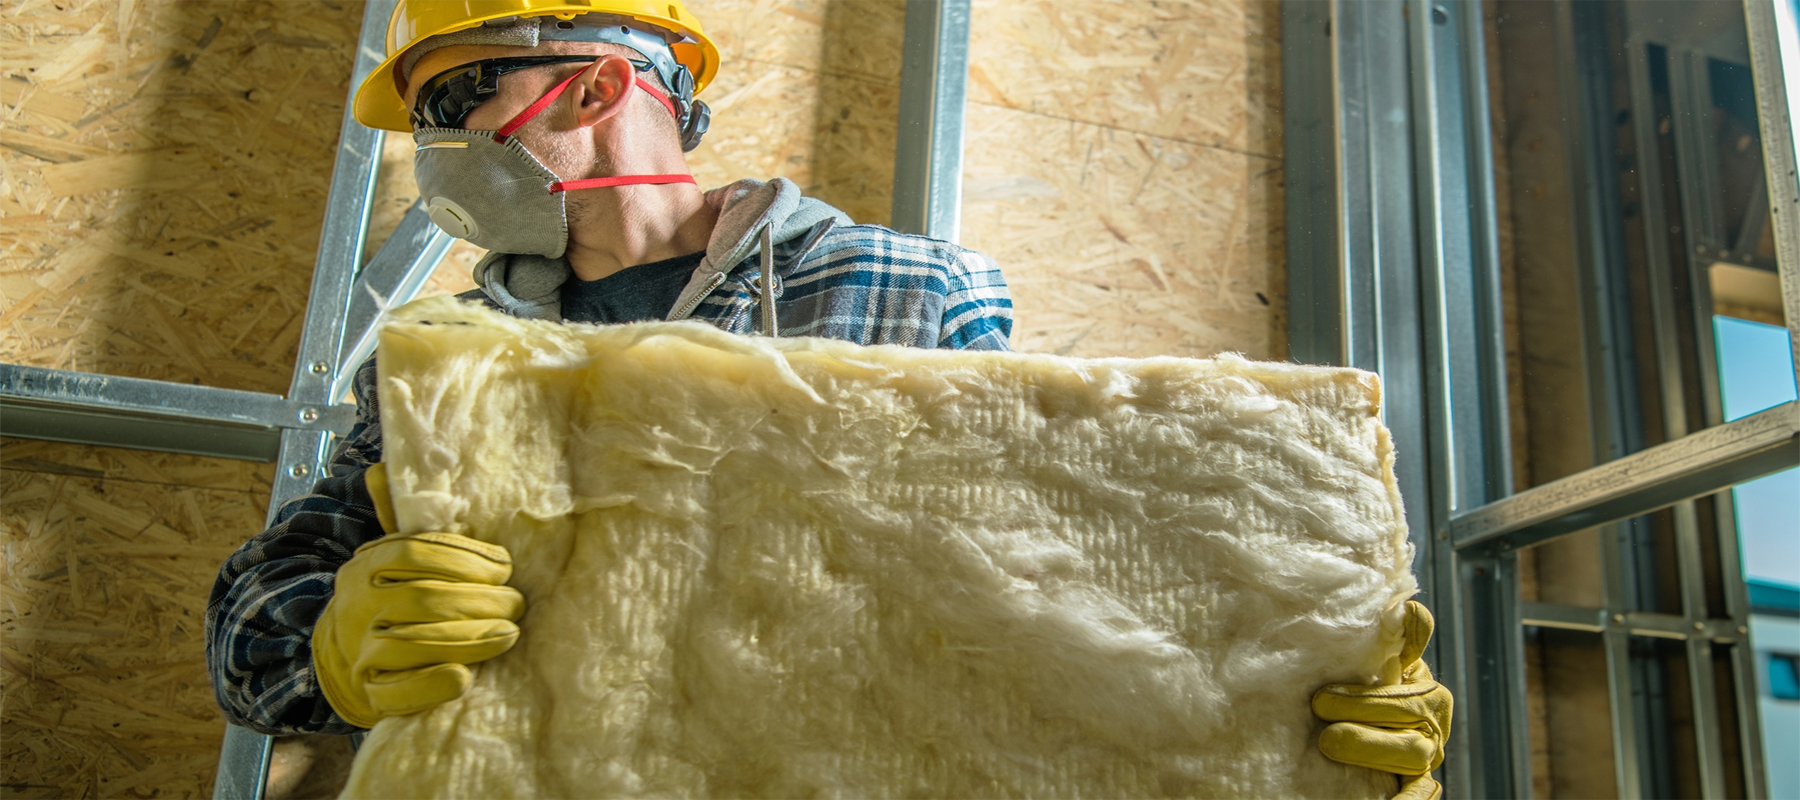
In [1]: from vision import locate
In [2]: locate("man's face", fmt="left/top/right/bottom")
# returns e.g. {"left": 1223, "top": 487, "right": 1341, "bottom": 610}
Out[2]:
{"left": 403, "top": 44, "right": 586, "bottom": 132}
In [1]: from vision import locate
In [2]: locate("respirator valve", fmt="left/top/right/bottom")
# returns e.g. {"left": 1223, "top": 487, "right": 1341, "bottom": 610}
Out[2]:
{"left": 426, "top": 197, "right": 479, "bottom": 239}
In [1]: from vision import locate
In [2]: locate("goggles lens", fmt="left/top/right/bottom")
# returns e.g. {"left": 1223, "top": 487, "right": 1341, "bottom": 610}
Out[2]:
{"left": 411, "top": 55, "right": 655, "bottom": 130}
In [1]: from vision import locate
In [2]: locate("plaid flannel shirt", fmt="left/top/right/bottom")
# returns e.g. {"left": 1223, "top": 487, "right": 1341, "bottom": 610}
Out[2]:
{"left": 206, "top": 223, "right": 1013, "bottom": 734}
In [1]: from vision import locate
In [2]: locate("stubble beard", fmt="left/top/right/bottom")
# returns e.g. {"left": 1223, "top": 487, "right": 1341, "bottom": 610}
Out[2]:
{"left": 534, "top": 123, "right": 614, "bottom": 225}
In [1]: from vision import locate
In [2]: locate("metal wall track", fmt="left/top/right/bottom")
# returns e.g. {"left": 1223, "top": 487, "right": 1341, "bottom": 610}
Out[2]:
{"left": 890, "top": 0, "right": 970, "bottom": 242}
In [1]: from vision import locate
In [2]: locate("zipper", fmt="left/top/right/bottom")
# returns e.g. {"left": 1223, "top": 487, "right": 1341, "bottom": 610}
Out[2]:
{"left": 791, "top": 218, "right": 836, "bottom": 262}
{"left": 669, "top": 271, "right": 727, "bottom": 321}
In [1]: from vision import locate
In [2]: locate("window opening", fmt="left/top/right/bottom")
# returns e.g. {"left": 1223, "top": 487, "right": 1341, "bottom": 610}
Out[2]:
{"left": 1769, "top": 653, "right": 1800, "bottom": 701}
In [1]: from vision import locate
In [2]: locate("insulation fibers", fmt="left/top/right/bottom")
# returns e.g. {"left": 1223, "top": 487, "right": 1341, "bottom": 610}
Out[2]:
{"left": 342, "top": 295, "right": 1418, "bottom": 799}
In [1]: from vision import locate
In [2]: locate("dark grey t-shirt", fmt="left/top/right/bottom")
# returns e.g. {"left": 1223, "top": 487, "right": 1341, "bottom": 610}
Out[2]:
{"left": 560, "top": 251, "right": 706, "bottom": 324}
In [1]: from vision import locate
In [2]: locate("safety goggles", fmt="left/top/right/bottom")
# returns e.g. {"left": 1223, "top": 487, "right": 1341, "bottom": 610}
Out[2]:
{"left": 411, "top": 55, "right": 655, "bottom": 131}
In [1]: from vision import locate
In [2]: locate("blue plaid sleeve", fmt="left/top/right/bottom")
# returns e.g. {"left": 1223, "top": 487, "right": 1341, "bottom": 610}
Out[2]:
{"left": 939, "top": 247, "right": 1013, "bottom": 351}
{"left": 205, "top": 355, "right": 386, "bottom": 735}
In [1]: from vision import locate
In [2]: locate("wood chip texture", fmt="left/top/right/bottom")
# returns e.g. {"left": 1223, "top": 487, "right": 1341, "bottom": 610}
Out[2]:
{"left": 961, "top": 0, "right": 1286, "bottom": 361}
{"left": 1, "top": 439, "right": 275, "bottom": 799}
{"left": 2, "top": 0, "right": 362, "bottom": 394}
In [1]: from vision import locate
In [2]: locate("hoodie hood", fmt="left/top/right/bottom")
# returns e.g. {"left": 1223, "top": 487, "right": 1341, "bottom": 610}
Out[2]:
{"left": 471, "top": 177, "right": 852, "bottom": 321}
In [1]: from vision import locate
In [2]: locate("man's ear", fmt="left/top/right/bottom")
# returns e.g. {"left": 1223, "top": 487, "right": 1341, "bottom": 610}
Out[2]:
{"left": 570, "top": 55, "right": 637, "bottom": 128}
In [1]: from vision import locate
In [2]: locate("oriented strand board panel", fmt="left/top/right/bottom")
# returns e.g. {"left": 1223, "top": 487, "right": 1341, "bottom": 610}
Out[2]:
{"left": 965, "top": 0, "right": 1280, "bottom": 155}
{"left": 0, "top": 439, "right": 273, "bottom": 799}
{"left": 961, "top": 113, "right": 1285, "bottom": 361}
{"left": 1, "top": 3, "right": 364, "bottom": 794}
{"left": 1, "top": 0, "right": 362, "bottom": 394}
{"left": 640, "top": 0, "right": 905, "bottom": 226}
{"left": 960, "top": 0, "right": 1285, "bottom": 361}
{"left": 342, "top": 297, "right": 1416, "bottom": 798}
{"left": 1478, "top": 5, "right": 1552, "bottom": 794}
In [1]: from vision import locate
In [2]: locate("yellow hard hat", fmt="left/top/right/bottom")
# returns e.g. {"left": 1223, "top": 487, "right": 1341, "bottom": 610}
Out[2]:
{"left": 353, "top": 0, "right": 719, "bottom": 132}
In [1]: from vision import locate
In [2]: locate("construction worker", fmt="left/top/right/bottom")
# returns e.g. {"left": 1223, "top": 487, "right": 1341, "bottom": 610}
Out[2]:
{"left": 204, "top": 2, "right": 1450, "bottom": 798}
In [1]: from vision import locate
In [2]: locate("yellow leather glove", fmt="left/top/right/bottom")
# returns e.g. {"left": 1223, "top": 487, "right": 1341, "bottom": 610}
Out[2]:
{"left": 1312, "top": 600, "right": 1453, "bottom": 800}
{"left": 311, "top": 463, "right": 526, "bottom": 728}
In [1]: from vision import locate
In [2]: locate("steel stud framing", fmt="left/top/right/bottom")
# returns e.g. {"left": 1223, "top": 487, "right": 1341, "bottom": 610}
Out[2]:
{"left": 1286, "top": 1, "right": 1800, "bottom": 796}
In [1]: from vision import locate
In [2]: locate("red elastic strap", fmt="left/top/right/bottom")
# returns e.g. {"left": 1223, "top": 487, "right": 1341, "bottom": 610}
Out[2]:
{"left": 496, "top": 63, "right": 681, "bottom": 142}
{"left": 550, "top": 174, "right": 697, "bottom": 192}
{"left": 495, "top": 68, "right": 584, "bottom": 141}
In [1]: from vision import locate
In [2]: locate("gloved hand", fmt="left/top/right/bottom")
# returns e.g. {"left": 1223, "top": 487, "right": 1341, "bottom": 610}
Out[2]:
{"left": 1312, "top": 600, "right": 1454, "bottom": 800}
{"left": 311, "top": 463, "right": 526, "bottom": 728}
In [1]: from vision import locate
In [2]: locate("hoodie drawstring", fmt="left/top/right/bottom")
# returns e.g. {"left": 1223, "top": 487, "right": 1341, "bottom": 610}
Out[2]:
{"left": 753, "top": 217, "right": 836, "bottom": 336}
{"left": 758, "top": 224, "right": 778, "bottom": 337}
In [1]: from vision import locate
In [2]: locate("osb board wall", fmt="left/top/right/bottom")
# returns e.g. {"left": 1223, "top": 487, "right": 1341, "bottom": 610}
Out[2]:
{"left": 371, "top": 0, "right": 908, "bottom": 300}
{"left": 2, "top": 0, "right": 363, "bottom": 395}
{"left": 2, "top": 3, "right": 347, "bottom": 795}
{"left": 960, "top": 0, "right": 1286, "bottom": 361}
{"left": 0, "top": 439, "right": 275, "bottom": 799}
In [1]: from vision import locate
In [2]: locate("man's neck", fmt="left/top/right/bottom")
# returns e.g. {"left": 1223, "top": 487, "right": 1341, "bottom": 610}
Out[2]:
{"left": 563, "top": 184, "right": 716, "bottom": 282}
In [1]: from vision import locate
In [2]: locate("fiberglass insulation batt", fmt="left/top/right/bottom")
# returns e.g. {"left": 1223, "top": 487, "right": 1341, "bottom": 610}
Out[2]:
{"left": 341, "top": 296, "right": 1419, "bottom": 799}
